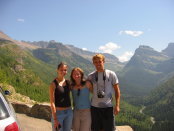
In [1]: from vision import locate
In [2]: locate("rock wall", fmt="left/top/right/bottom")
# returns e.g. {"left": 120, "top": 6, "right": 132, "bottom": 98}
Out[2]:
{"left": 12, "top": 102, "right": 52, "bottom": 121}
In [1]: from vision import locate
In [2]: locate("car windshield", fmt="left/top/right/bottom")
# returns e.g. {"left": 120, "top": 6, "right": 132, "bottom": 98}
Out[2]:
{"left": 0, "top": 97, "right": 10, "bottom": 120}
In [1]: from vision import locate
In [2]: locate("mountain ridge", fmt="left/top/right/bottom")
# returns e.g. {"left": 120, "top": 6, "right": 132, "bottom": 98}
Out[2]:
{"left": 162, "top": 42, "right": 174, "bottom": 57}
{"left": 0, "top": 31, "right": 39, "bottom": 49}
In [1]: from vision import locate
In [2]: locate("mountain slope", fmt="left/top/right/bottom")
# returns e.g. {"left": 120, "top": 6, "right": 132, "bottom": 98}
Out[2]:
{"left": 32, "top": 42, "right": 94, "bottom": 75}
{"left": 120, "top": 45, "right": 169, "bottom": 98}
{"left": 125, "top": 45, "right": 169, "bottom": 70}
{"left": 144, "top": 75, "right": 174, "bottom": 120}
{"left": 26, "top": 42, "right": 124, "bottom": 72}
{"left": 144, "top": 75, "right": 174, "bottom": 131}
{"left": 0, "top": 31, "right": 39, "bottom": 49}
{"left": 0, "top": 39, "right": 55, "bottom": 102}
{"left": 66, "top": 45, "right": 124, "bottom": 72}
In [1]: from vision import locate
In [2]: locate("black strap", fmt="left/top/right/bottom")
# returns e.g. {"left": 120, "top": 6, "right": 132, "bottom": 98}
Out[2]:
{"left": 66, "top": 80, "right": 70, "bottom": 85}
{"left": 95, "top": 70, "right": 106, "bottom": 82}
{"left": 95, "top": 70, "right": 106, "bottom": 92}
{"left": 53, "top": 79, "right": 58, "bottom": 88}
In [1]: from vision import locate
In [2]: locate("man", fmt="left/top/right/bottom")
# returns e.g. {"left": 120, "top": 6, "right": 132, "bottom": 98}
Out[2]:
{"left": 88, "top": 54, "right": 120, "bottom": 131}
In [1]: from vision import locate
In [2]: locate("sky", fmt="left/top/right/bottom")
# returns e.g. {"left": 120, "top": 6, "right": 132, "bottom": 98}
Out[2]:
{"left": 0, "top": 0, "right": 174, "bottom": 62}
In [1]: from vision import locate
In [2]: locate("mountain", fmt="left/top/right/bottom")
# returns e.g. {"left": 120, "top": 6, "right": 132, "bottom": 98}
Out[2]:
{"left": 155, "top": 57, "right": 174, "bottom": 84}
{"left": 22, "top": 40, "right": 54, "bottom": 48}
{"left": 32, "top": 41, "right": 94, "bottom": 75}
{"left": 0, "top": 32, "right": 122, "bottom": 101}
{"left": 144, "top": 75, "right": 174, "bottom": 131}
{"left": 26, "top": 42, "right": 124, "bottom": 72}
{"left": 162, "top": 42, "right": 174, "bottom": 57}
{"left": 125, "top": 45, "right": 169, "bottom": 70}
{"left": 1, "top": 31, "right": 174, "bottom": 131}
{"left": 0, "top": 38, "right": 55, "bottom": 102}
{"left": 119, "top": 45, "right": 170, "bottom": 99}
{"left": 0, "top": 31, "right": 39, "bottom": 49}
{"left": 66, "top": 44, "right": 125, "bottom": 72}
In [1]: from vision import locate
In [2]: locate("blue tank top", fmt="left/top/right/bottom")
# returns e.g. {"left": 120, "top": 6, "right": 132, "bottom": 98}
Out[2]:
{"left": 72, "top": 87, "right": 91, "bottom": 110}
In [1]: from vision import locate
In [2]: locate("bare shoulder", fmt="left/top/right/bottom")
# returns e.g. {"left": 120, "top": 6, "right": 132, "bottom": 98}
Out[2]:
{"left": 49, "top": 81, "right": 56, "bottom": 89}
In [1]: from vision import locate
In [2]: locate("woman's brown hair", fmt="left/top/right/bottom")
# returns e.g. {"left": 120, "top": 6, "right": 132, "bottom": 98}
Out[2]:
{"left": 57, "top": 62, "right": 68, "bottom": 69}
{"left": 70, "top": 67, "right": 86, "bottom": 86}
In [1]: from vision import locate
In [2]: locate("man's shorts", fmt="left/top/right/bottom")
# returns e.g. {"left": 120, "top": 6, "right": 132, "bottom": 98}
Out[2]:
{"left": 91, "top": 106, "right": 115, "bottom": 131}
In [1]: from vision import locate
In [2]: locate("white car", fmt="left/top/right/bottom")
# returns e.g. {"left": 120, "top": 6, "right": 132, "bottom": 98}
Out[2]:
{"left": 0, "top": 87, "right": 20, "bottom": 131}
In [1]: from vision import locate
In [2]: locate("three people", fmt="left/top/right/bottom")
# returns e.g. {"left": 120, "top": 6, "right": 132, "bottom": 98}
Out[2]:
{"left": 49, "top": 62, "right": 73, "bottom": 131}
{"left": 88, "top": 54, "right": 120, "bottom": 131}
{"left": 50, "top": 53, "right": 120, "bottom": 131}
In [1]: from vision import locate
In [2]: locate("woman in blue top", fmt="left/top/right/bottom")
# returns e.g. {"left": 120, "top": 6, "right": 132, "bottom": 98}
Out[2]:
{"left": 70, "top": 67, "right": 93, "bottom": 131}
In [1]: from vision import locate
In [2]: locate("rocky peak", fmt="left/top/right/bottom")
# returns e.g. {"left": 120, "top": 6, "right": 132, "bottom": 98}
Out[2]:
{"left": 0, "top": 31, "right": 39, "bottom": 49}
{"left": 135, "top": 45, "right": 160, "bottom": 57}
{"left": 125, "top": 45, "right": 169, "bottom": 69}
{"left": 162, "top": 43, "right": 174, "bottom": 57}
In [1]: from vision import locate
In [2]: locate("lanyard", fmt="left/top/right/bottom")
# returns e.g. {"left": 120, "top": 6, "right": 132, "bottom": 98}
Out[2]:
{"left": 95, "top": 70, "right": 106, "bottom": 92}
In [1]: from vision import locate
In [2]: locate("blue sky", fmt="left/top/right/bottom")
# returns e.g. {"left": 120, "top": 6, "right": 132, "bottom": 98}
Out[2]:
{"left": 0, "top": 0, "right": 174, "bottom": 62}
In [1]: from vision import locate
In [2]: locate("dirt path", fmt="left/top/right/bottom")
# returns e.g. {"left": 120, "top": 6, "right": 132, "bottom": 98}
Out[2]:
{"left": 16, "top": 113, "right": 52, "bottom": 131}
{"left": 16, "top": 113, "right": 133, "bottom": 131}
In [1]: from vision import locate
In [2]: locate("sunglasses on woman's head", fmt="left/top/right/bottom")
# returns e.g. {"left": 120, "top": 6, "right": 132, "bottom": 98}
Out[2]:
{"left": 77, "top": 89, "right": 80, "bottom": 96}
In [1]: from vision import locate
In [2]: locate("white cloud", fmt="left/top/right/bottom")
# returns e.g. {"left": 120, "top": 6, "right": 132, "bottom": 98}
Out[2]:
{"left": 119, "top": 30, "right": 143, "bottom": 37}
{"left": 17, "top": 18, "right": 25, "bottom": 22}
{"left": 118, "top": 51, "right": 133, "bottom": 62}
{"left": 82, "top": 48, "right": 87, "bottom": 51}
{"left": 99, "top": 42, "right": 121, "bottom": 54}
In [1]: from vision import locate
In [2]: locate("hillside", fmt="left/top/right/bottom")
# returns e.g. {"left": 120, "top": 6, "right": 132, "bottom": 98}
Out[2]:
{"left": 144, "top": 76, "right": 174, "bottom": 131}
{"left": 0, "top": 31, "right": 39, "bottom": 49}
{"left": 32, "top": 41, "right": 94, "bottom": 75}
{"left": 119, "top": 45, "right": 170, "bottom": 99}
{"left": 1, "top": 31, "right": 174, "bottom": 131}
{"left": 66, "top": 44, "right": 124, "bottom": 72}
{"left": 26, "top": 41, "right": 124, "bottom": 73}
{"left": 0, "top": 39, "right": 55, "bottom": 102}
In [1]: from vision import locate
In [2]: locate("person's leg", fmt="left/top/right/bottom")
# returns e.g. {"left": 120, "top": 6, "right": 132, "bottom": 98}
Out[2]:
{"left": 57, "top": 110, "right": 66, "bottom": 131}
{"left": 72, "top": 110, "right": 81, "bottom": 131}
{"left": 91, "top": 106, "right": 102, "bottom": 131}
{"left": 51, "top": 117, "right": 56, "bottom": 131}
{"left": 103, "top": 107, "right": 114, "bottom": 131}
{"left": 51, "top": 110, "right": 65, "bottom": 131}
{"left": 63, "top": 108, "right": 73, "bottom": 131}
{"left": 80, "top": 109, "right": 91, "bottom": 131}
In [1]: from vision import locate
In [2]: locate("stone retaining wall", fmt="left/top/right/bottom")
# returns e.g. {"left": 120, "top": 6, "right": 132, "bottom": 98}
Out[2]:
{"left": 12, "top": 102, "right": 52, "bottom": 121}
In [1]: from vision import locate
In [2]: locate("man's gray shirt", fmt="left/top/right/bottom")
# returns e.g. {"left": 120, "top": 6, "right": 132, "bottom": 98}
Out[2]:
{"left": 88, "top": 69, "right": 119, "bottom": 108}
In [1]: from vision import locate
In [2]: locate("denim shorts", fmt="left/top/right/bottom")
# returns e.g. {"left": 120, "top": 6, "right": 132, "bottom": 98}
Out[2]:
{"left": 52, "top": 108, "right": 73, "bottom": 131}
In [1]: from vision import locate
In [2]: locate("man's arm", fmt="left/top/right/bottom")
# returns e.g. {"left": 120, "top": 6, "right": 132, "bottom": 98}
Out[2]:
{"left": 113, "top": 83, "right": 120, "bottom": 115}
